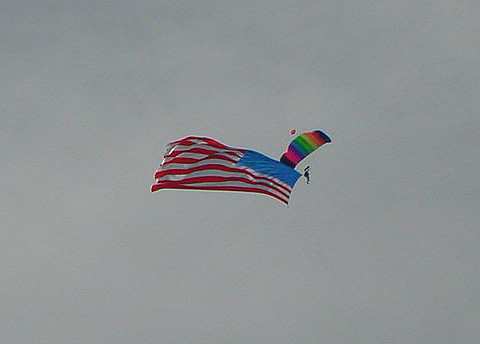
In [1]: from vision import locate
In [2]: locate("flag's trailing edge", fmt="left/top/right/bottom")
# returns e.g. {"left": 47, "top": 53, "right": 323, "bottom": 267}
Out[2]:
{"left": 151, "top": 136, "right": 301, "bottom": 205}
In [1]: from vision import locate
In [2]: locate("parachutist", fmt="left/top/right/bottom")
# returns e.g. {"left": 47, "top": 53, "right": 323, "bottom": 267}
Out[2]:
{"left": 303, "top": 166, "right": 310, "bottom": 184}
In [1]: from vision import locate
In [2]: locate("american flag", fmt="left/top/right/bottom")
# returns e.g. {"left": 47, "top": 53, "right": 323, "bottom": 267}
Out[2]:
{"left": 151, "top": 136, "right": 302, "bottom": 205}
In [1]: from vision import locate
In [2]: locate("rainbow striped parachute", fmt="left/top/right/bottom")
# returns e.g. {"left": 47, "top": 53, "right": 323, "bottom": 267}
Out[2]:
{"left": 280, "top": 130, "right": 331, "bottom": 168}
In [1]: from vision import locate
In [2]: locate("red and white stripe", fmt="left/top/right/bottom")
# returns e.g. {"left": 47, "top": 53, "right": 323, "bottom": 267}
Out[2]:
{"left": 151, "top": 137, "right": 293, "bottom": 205}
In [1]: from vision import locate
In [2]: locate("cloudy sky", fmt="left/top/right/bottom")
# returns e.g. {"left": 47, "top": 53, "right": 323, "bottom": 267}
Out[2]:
{"left": 2, "top": 1, "right": 479, "bottom": 343}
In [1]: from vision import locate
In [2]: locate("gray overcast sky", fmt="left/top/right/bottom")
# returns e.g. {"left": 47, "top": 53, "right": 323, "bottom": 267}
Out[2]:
{"left": 1, "top": 1, "right": 479, "bottom": 343}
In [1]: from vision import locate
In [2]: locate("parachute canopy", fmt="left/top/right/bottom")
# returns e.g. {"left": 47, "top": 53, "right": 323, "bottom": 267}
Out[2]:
{"left": 280, "top": 130, "right": 331, "bottom": 168}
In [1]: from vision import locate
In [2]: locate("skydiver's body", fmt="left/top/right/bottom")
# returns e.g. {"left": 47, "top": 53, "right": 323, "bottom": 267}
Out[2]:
{"left": 304, "top": 166, "right": 310, "bottom": 184}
